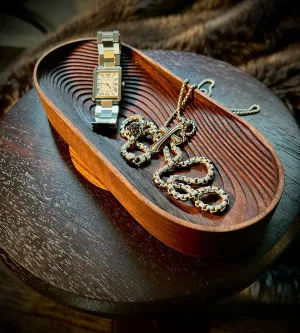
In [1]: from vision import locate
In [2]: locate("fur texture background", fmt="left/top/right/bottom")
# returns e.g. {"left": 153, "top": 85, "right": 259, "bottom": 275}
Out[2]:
{"left": 0, "top": 0, "right": 300, "bottom": 304}
{"left": 1, "top": 0, "right": 300, "bottom": 116}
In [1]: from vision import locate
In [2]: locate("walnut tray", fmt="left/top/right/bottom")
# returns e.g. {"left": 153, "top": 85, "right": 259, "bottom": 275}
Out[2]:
{"left": 34, "top": 39, "right": 284, "bottom": 257}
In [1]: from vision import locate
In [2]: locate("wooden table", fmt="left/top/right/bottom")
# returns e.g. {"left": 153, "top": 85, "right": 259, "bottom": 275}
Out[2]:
{"left": 1, "top": 50, "right": 300, "bottom": 319}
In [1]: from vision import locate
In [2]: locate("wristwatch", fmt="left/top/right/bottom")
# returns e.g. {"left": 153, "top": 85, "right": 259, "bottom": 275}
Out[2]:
{"left": 92, "top": 30, "right": 124, "bottom": 129}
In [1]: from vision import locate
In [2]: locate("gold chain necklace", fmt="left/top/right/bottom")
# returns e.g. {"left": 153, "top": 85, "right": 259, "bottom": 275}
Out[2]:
{"left": 120, "top": 79, "right": 260, "bottom": 214}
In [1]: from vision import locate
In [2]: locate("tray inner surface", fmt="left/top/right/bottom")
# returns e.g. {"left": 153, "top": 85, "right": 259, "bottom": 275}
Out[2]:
{"left": 37, "top": 40, "right": 280, "bottom": 228}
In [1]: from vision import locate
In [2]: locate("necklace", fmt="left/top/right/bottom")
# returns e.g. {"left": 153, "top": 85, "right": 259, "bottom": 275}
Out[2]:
{"left": 120, "top": 79, "right": 260, "bottom": 214}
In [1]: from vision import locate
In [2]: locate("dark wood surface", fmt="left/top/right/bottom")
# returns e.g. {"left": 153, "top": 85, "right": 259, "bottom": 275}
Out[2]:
{"left": 0, "top": 49, "right": 300, "bottom": 317}
{"left": 2, "top": 262, "right": 300, "bottom": 333}
{"left": 0, "top": 263, "right": 112, "bottom": 333}
{"left": 33, "top": 39, "right": 284, "bottom": 257}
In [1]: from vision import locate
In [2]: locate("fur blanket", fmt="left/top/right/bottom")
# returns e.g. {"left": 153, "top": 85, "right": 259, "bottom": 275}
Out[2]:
{"left": 1, "top": 0, "right": 300, "bottom": 304}
{"left": 1, "top": 0, "right": 300, "bottom": 117}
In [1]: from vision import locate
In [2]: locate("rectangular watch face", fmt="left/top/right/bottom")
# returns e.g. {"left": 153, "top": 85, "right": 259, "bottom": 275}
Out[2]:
{"left": 93, "top": 67, "right": 121, "bottom": 100}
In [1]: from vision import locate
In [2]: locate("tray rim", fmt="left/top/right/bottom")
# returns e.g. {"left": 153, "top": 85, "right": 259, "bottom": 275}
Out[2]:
{"left": 33, "top": 38, "right": 284, "bottom": 236}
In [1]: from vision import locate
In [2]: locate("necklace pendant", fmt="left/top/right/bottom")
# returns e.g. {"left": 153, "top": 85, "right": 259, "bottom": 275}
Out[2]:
{"left": 150, "top": 124, "right": 184, "bottom": 153}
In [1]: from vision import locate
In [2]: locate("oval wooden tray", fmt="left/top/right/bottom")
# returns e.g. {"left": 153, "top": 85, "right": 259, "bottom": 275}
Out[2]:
{"left": 34, "top": 38, "right": 284, "bottom": 257}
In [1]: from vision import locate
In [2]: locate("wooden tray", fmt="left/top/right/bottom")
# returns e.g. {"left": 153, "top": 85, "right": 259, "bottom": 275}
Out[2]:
{"left": 33, "top": 38, "right": 284, "bottom": 257}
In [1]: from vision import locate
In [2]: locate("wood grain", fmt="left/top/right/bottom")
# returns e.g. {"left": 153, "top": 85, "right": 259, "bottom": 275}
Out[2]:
{"left": 2, "top": 262, "right": 299, "bottom": 333}
{"left": 0, "top": 50, "right": 299, "bottom": 317}
{"left": 33, "top": 39, "right": 284, "bottom": 257}
{"left": 69, "top": 146, "right": 107, "bottom": 190}
{"left": 0, "top": 263, "right": 111, "bottom": 333}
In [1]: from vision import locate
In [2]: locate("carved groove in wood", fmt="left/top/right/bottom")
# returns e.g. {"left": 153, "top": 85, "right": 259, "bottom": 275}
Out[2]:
{"left": 34, "top": 39, "right": 284, "bottom": 257}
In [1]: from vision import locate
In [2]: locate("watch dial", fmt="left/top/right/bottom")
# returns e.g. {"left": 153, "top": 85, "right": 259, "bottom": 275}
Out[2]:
{"left": 97, "top": 72, "right": 119, "bottom": 98}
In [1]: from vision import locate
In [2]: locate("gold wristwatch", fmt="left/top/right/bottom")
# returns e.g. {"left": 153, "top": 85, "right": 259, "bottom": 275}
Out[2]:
{"left": 92, "top": 30, "right": 124, "bottom": 129}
